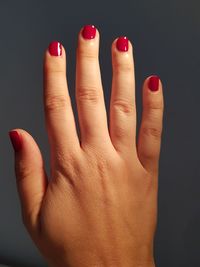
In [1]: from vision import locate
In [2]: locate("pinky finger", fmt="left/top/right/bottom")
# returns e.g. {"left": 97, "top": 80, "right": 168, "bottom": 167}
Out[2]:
{"left": 137, "top": 75, "right": 164, "bottom": 175}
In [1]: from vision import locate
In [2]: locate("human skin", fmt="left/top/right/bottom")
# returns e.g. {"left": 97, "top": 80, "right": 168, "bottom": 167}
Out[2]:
{"left": 9, "top": 25, "right": 164, "bottom": 267}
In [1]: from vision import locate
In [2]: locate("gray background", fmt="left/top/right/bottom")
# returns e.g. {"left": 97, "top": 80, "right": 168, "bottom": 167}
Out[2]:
{"left": 0, "top": 0, "right": 199, "bottom": 266}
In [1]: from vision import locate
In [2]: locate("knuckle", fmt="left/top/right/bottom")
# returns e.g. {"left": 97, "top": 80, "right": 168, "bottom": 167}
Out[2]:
{"left": 112, "top": 98, "right": 135, "bottom": 114}
{"left": 95, "top": 157, "right": 110, "bottom": 179}
{"left": 145, "top": 100, "right": 164, "bottom": 111}
{"left": 54, "top": 151, "right": 83, "bottom": 186}
{"left": 44, "top": 61, "right": 65, "bottom": 75}
{"left": 113, "top": 60, "right": 133, "bottom": 73}
{"left": 76, "top": 85, "right": 102, "bottom": 103}
{"left": 77, "top": 48, "right": 97, "bottom": 61}
{"left": 45, "top": 94, "right": 68, "bottom": 112}
{"left": 46, "top": 68, "right": 65, "bottom": 75}
{"left": 56, "top": 151, "right": 77, "bottom": 171}
{"left": 111, "top": 123, "right": 128, "bottom": 139}
{"left": 84, "top": 146, "right": 115, "bottom": 175}
{"left": 141, "top": 125, "right": 162, "bottom": 139}
{"left": 16, "top": 162, "right": 33, "bottom": 184}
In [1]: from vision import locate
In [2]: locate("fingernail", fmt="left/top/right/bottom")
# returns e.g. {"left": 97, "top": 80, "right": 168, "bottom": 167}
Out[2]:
{"left": 116, "top": 36, "right": 129, "bottom": 52}
{"left": 9, "top": 131, "right": 22, "bottom": 152}
{"left": 82, "top": 25, "right": 96, "bottom": 39}
{"left": 48, "top": 41, "right": 62, "bottom": 56}
{"left": 148, "top": 75, "right": 160, "bottom": 92}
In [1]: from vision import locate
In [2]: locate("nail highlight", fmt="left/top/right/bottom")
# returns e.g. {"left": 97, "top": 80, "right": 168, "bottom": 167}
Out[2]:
{"left": 148, "top": 76, "right": 160, "bottom": 92}
{"left": 82, "top": 25, "right": 96, "bottom": 39}
{"left": 116, "top": 36, "right": 129, "bottom": 52}
{"left": 9, "top": 131, "right": 22, "bottom": 152}
{"left": 48, "top": 41, "right": 62, "bottom": 56}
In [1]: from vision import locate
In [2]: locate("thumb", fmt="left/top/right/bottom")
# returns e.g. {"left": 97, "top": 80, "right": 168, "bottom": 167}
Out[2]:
{"left": 9, "top": 128, "right": 48, "bottom": 232}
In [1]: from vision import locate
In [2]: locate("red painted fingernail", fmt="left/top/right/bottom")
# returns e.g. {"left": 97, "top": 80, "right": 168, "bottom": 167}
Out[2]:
{"left": 116, "top": 36, "right": 129, "bottom": 52}
{"left": 148, "top": 75, "right": 160, "bottom": 92}
{"left": 82, "top": 25, "right": 96, "bottom": 39}
{"left": 9, "top": 131, "right": 22, "bottom": 152}
{"left": 48, "top": 41, "right": 62, "bottom": 56}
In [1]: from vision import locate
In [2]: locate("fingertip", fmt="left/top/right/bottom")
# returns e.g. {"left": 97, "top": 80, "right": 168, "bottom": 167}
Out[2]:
{"left": 8, "top": 129, "right": 23, "bottom": 153}
{"left": 43, "top": 42, "right": 67, "bottom": 79}
{"left": 8, "top": 128, "right": 34, "bottom": 151}
{"left": 79, "top": 24, "right": 99, "bottom": 41}
{"left": 145, "top": 75, "right": 163, "bottom": 93}
{"left": 8, "top": 128, "right": 44, "bottom": 161}
{"left": 46, "top": 41, "right": 66, "bottom": 56}
{"left": 111, "top": 37, "right": 133, "bottom": 55}
{"left": 77, "top": 25, "right": 99, "bottom": 56}
{"left": 142, "top": 75, "right": 164, "bottom": 111}
{"left": 9, "top": 128, "right": 34, "bottom": 142}
{"left": 44, "top": 41, "right": 66, "bottom": 68}
{"left": 48, "top": 41, "right": 62, "bottom": 56}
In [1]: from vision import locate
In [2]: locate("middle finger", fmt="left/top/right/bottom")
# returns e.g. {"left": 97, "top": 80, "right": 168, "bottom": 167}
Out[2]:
{"left": 75, "top": 25, "right": 111, "bottom": 148}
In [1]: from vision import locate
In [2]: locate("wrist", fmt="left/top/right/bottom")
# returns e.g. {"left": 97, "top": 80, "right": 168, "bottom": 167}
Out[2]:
{"left": 46, "top": 255, "right": 156, "bottom": 267}
{"left": 45, "top": 245, "right": 155, "bottom": 267}
{"left": 47, "top": 259, "right": 156, "bottom": 267}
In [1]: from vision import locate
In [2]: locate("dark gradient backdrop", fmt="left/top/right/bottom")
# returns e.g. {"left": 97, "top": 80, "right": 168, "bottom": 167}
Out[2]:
{"left": 0, "top": 0, "right": 200, "bottom": 266}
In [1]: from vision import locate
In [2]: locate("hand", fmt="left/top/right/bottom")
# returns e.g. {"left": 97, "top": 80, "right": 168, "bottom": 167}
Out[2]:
{"left": 9, "top": 25, "right": 164, "bottom": 267}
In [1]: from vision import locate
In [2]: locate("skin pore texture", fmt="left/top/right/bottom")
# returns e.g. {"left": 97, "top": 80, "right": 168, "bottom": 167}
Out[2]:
{"left": 9, "top": 25, "right": 164, "bottom": 267}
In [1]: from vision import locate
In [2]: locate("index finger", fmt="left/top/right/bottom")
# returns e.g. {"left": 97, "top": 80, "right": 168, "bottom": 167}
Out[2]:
{"left": 43, "top": 42, "right": 80, "bottom": 161}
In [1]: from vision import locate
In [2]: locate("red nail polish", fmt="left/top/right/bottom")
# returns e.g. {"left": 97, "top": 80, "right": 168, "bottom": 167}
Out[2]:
{"left": 82, "top": 25, "right": 96, "bottom": 39}
{"left": 116, "top": 36, "right": 129, "bottom": 52}
{"left": 9, "top": 131, "right": 22, "bottom": 152}
{"left": 148, "top": 75, "right": 160, "bottom": 92}
{"left": 48, "top": 41, "right": 62, "bottom": 56}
